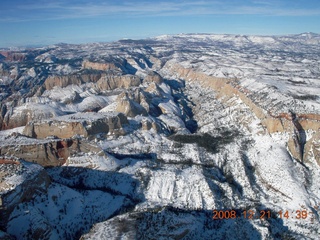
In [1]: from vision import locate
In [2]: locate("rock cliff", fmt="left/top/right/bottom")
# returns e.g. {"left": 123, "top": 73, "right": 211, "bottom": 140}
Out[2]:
{"left": 82, "top": 60, "right": 120, "bottom": 71}
{"left": 44, "top": 73, "right": 102, "bottom": 90}
{"left": 1, "top": 104, "right": 65, "bottom": 130}
{"left": 44, "top": 72, "right": 141, "bottom": 91}
{"left": 96, "top": 74, "right": 141, "bottom": 91}
{"left": 23, "top": 112, "right": 129, "bottom": 139}
{"left": 115, "top": 92, "right": 148, "bottom": 117}
{"left": 0, "top": 51, "right": 28, "bottom": 62}
{"left": 0, "top": 137, "right": 104, "bottom": 167}
{"left": 162, "top": 62, "right": 320, "bottom": 164}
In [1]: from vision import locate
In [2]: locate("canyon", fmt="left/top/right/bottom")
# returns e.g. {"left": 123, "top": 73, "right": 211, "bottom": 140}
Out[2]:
{"left": 0, "top": 33, "right": 320, "bottom": 239}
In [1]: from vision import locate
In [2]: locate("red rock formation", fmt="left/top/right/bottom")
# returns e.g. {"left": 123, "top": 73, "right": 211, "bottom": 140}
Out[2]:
{"left": 0, "top": 138, "right": 101, "bottom": 167}
{"left": 0, "top": 159, "right": 20, "bottom": 165}
{"left": 0, "top": 51, "right": 27, "bottom": 62}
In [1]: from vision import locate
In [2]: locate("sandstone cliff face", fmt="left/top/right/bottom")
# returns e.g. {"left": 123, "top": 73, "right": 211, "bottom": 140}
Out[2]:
{"left": 96, "top": 74, "right": 141, "bottom": 91}
{"left": 0, "top": 137, "right": 104, "bottom": 167}
{"left": 44, "top": 73, "right": 102, "bottom": 90}
{"left": 44, "top": 73, "right": 141, "bottom": 92}
{"left": 144, "top": 71, "right": 164, "bottom": 84}
{"left": 82, "top": 60, "right": 120, "bottom": 71}
{"left": 1, "top": 139, "right": 74, "bottom": 167}
{"left": 303, "top": 130, "right": 320, "bottom": 165}
{"left": 1, "top": 105, "right": 65, "bottom": 130}
{"left": 1, "top": 73, "right": 140, "bottom": 131}
{"left": 144, "top": 82, "right": 164, "bottom": 97}
{"left": 163, "top": 62, "right": 320, "bottom": 165}
{"left": 0, "top": 51, "right": 28, "bottom": 62}
{"left": 288, "top": 135, "right": 303, "bottom": 161}
{"left": 163, "top": 62, "right": 320, "bottom": 134}
{"left": 23, "top": 112, "right": 129, "bottom": 139}
{"left": 115, "top": 91, "right": 148, "bottom": 118}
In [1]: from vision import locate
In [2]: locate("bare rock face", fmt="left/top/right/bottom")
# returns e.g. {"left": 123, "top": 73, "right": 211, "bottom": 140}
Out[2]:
{"left": 44, "top": 73, "right": 102, "bottom": 90}
{"left": 23, "top": 112, "right": 129, "bottom": 139}
{"left": 0, "top": 51, "right": 27, "bottom": 62}
{"left": 288, "top": 135, "right": 303, "bottom": 161}
{"left": 164, "top": 63, "right": 320, "bottom": 133}
{"left": 115, "top": 92, "right": 148, "bottom": 117}
{"left": 144, "top": 71, "right": 164, "bottom": 84}
{"left": 0, "top": 63, "right": 8, "bottom": 75}
{"left": 0, "top": 137, "right": 105, "bottom": 167}
{"left": 1, "top": 139, "right": 75, "bottom": 166}
{"left": 141, "top": 119, "right": 161, "bottom": 132}
{"left": 96, "top": 74, "right": 141, "bottom": 91}
{"left": 44, "top": 72, "right": 141, "bottom": 91}
{"left": 164, "top": 62, "right": 320, "bottom": 166}
{"left": 0, "top": 104, "right": 7, "bottom": 130}
{"left": 141, "top": 119, "right": 152, "bottom": 130}
{"left": 145, "top": 82, "right": 163, "bottom": 96}
{"left": 82, "top": 60, "right": 120, "bottom": 71}
{"left": 2, "top": 105, "right": 65, "bottom": 130}
{"left": 303, "top": 130, "right": 320, "bottom": 166}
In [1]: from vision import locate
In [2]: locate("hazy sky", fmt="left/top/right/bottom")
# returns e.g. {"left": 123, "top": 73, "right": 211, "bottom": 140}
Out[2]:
{"left": 1, "top": 0, "right": 320, "bottom": 47}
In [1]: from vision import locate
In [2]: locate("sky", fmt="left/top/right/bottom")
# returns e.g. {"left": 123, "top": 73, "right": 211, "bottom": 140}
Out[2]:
{"left": 0, "top": 0, "right": 320, "bottom": 48}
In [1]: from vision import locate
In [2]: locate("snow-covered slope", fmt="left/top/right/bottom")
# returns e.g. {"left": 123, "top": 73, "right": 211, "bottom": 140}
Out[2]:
{"left": 0, "top": 33, "right": 320, "bottom": 239}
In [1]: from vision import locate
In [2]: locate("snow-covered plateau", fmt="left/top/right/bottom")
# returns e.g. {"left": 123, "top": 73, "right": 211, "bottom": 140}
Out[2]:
{"left": 0, "top": 33, "right": 320, "bottom": 239}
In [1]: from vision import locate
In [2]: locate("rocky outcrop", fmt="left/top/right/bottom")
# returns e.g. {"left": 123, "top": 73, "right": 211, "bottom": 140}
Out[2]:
{"left": 1, "top": 139, "right": 74, "bottom": 166}
{"left": 0, "top": 63, "right": 8, "bottom": 75}
{"left": 0, "top": 104, "right": 7, "bottom": 131}
{"left": 44, "top": 73, "right": 102, "bottom": 90}
{"left": 144, "top": 82, "right": 164, "bottom": 96}
{"left": 0, "top": 137, "right": 105, "bottom": 167}
{"left": 303, "top": 130, "right": 320, "bottom": 165}
{"left": 0, "top": 51, "right": 27, "bottom": 62}
{"left": 144, "top": 71, "right": 164, "bottom": 84}
{"left": 116, "top": 92, "right": 148, "bottom": 117}
{"left": 1, "top": 73, "right": 140, "bottom": 131}
{"left": 1, "top": 104, "right": 65, "bottom": 130}
{"left": 163, "top": 62, "right": 320, "bottom": 134}
{"left": 115, "top": 88, "right": 153, "bottom": 118}
{"left": 96, "top": 74, "right": 141, "bottom": 91}
{"left": 44, "top": 72, "right": 141, "bottom": 91}
{"left": 23, "top": 112, "right": 129, "bottom": 139}
{"left": 163, "top": 62, "right": 320, "bottom": 165}
{"left": 0, "top": 54, "right": 5, "bottom": 61}
{"left": 140, "top": 119, "right": 161, "bottom": 132}
{"left": 82, "top": 60, "right": 120, "bottom": 71}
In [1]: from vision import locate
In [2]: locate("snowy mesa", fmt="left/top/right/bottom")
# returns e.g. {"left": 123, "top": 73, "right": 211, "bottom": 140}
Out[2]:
{"left": 0, "top": 33, "right": 320, "bottom": 239}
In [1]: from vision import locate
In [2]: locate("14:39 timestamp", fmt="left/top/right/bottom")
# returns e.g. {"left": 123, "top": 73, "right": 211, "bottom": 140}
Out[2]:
{"left": 212, "top": 209, "right": 312, "bottom": 220}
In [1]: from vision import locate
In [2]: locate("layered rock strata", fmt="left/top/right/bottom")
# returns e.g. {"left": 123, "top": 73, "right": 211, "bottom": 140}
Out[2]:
{"left": 82, "top": 60, "right": 120, "bottom": 71}
{"left": 0, "top": 137, "right": 102, "bottom": 167}
{"left": 163, "top": 62, "right": 320, "bottom": 163}
{"left": 163, "top": 62, "right": 320, "bottom": 133}
{"left": 23, "top": 112, "right": 129, "bottom": 139}
{"left": 44, "top": 73, "right": 140, "bottom": 91}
